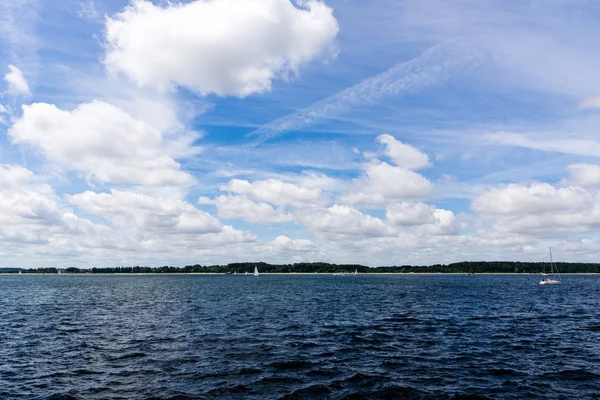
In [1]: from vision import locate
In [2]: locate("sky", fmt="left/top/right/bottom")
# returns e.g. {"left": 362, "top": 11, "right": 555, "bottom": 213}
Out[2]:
{"left": 1, "top": 0, "right": 600, "bottom": 268}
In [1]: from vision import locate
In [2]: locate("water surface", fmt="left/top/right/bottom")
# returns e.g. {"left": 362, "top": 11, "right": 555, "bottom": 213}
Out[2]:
{"left": 1, "top": 274, "right": 599, "bottom": 399}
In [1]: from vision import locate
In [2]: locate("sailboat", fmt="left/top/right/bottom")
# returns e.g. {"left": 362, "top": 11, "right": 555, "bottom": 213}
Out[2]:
{"left": 254, "top": 266, "right": 259, "bottom": 276}
{"left": 540, "top": 247, "right": 561, "bottom": 285}
{"left": 354, "top": 269, "right": 358, "bottom": 275}
{"left": 19, "top": 270, "right": 22, "bottom": 275}
{"left": 466, "top": 267, "right": 474, "bottom": 276}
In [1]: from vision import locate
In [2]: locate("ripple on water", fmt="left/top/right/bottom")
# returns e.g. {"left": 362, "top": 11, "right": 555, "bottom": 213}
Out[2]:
{"left": 0, "top": 274, "right": 599, "bottom": 399}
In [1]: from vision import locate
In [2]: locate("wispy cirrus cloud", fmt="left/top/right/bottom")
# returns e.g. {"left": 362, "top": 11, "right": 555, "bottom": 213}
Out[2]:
{"left": 485, "top": 132, "right": 600, "bottom": 159}
{"left": 0, "top": 0, "right": 40, "bottom": 75}
{"left": 248, "top": 39, "right": 484, "bottom": 142}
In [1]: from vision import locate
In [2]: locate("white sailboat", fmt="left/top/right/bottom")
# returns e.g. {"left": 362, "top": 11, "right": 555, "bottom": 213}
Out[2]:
{"left": 354, "top": 269, "right": 358, "bottom": 275}
{"left": 254, "top": 266, "right": 259, "bottom": 276}
{"left": 540, "top": 247, "right": 561, "bottom": 285}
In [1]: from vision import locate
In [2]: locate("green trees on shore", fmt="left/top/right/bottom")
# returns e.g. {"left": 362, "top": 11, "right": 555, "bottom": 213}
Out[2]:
{"left": 3, "top": 260, "right": 600, "bottom": 274}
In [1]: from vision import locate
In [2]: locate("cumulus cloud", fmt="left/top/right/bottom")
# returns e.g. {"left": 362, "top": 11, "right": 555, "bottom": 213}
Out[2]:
{"left": 8, "top": 101, "right": 195, "bottom": 187}
{"left": 199, "top": 194, "right": 291, "bottom": 223}
{"left": 4, "top": 64, "right": 30, "bottom": 96}
{"left": 69, "top": 190, "right": 223, "bottom": 234}
{"left": 341, "top": 161, "right": 433, "bottom": 207}
{"left": 104, "top": 0, "right": 339, "bottom": 97}
{"left": 65, "top": 189, "right": 257, "bottom": 255}
{"left": 341, "top": 135, "right": 433, "bottom": 207}
{"left": 386, "top": 202, "right": 458, "bottom": 236}
{"left": 269, "top": 235, "right": 313, "bottom": 252}
{"left": 386, "top": 202, "right": 436, "bottom": 226}
{"left": 0, "top": 164, "right": 111, "bottom": 248}
{"left": 564, "top": 164, "right": 600, "bottom": 188}
{"left": 472, "top": 183, "right": 593, "bottom": 216}
{"left": 0, "top": 167, "right": 258, "bottom": 267}
{"left": 377, "top": 134, "right": 430, "bottom": 170}
{"left": 295, "top": 204, "right": 396, "bottom": 239}
{"left": 221, "top": 178, "right": 324, "bottom": 206}
{"left": 472, "top": 182, "right": 600, "bottom": 237}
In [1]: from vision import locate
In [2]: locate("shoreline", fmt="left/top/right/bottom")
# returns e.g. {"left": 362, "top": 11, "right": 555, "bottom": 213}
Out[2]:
{"left": 2, "top": 272, "right": 598, "bottom": 276}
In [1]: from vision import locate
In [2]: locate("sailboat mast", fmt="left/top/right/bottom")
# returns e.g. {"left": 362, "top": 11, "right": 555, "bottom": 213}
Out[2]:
{"left": 549, "top": 247, "right": 553, "bottom": 274}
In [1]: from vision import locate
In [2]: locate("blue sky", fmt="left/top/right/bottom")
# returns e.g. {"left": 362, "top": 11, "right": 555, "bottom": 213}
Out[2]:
{"left": 1, "top": 0, "right": 600, "bottom": 268}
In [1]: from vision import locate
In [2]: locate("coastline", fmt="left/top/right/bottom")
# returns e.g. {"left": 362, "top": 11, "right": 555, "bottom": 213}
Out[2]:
{"left": 2, "top": 272, "right": 598, "bottom": 276}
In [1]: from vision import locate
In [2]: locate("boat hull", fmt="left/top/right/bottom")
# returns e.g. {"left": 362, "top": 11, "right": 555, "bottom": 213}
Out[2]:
{"left": 540, "top": 280, "right": 561, "bottom": 285}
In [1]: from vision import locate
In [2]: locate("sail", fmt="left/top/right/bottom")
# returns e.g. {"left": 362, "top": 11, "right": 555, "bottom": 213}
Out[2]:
{"left": 540, "top": 247, "right": 561, "bottom": 285}
{"left": 254, "top": 266, "right": 259, "bottom": 276}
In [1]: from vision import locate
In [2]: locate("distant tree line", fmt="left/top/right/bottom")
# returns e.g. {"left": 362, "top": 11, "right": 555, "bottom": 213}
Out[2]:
{"left": 2, "top": 261, "right": 599, "bottom": 274}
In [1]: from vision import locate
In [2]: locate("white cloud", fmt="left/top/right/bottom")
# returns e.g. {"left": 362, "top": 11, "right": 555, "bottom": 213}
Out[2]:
{"left": 4, "top": 65, "right": 31, "bottom": 96}
{"left": 0, "top": 164, "right": 112, "bottom": 249}
{"left": 377, "top": 134, "right": 430, "bottom": 170}
{"left": 221, "top": 178, "right": 324, "bottom": 206}
{"left": 386, "top": 202, "right": 458, "bottom": 236}
{"left": 0, "top": 164, "right": 35, "bottom": 188}
{"left": 69, "top": 190, "right": 222, "bottom": 234}
{"left": 295, "top": 204, "right": 396, "bottom": 239}
{"left": 291, "top": 171, "right": 344, "bottom": 191}
{"left": 8, "top": 101, "right": 195, "bottom": 187}
{"left": 104, "top": 0, "right": 339, "bottom": 97}
{"left": 0, "top": 170, "right": 258, "bottom": 267}
{"left": 564, "top": 164, "right": 600, "bottom": 188}
{"left": 341, "top": 161, "right": 433, "bottom": 207}
{"left": 472, "top": 182, "right": 600, "bottom": 237}
{"left": 201, "top": 195, "right": 291, "bottom": 224}
{"left": 426, "top": 209, "right": 458, "bottom": 236}
{"left": 386, "top": 202, "right": 436, "bottom": 226}
{"left": 268, "top": 235, "right": 313, "bottom": 252}
{"left": 472, "top": 183, "right": 593, "bottom": 216}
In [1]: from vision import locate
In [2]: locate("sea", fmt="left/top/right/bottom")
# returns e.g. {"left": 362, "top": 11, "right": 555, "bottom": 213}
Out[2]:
{"left": 1, "top": 273, "right": 599, "bottom": 399}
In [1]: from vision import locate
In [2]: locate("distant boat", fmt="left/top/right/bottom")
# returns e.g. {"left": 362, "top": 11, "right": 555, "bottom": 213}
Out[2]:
{"left": 540, "top": 247, "right": 561, "bottom": 286}
{"left": 354, "top": 269, "right": 358, "bottom": 275}
{"left": 19, "top": 270, "right": 22, "bottom": 275}
{"left": 254, "top": 266, "right": 259, "bottom": 277}
{"left": 245, "top": 271, "right": 248, "bottom": 276}
{"left": 233, "top": 271, "right": 237, "bottom": 275}
{"left": 466, "top": 267, "right": 474, "bottom": 276}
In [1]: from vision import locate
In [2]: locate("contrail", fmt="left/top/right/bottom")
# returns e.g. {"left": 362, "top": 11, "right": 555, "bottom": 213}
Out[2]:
{"left": 247, "top": 39, "right": 483, "bottom": 143}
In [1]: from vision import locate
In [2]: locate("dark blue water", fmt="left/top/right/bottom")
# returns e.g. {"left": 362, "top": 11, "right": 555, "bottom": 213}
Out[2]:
{"left": 1, "top": 274, "right": 599, "bottom": 399}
